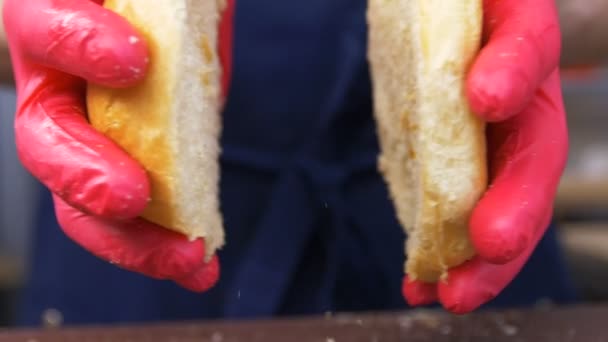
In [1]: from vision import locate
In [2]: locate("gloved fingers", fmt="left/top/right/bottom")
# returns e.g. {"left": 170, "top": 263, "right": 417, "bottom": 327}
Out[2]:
{"left": 175, "top": 255, "right": 221, "bottom": 293}
{"left": 4, "top": 0, "right": 148, "bottom": 88}
{"left": 467, "top": 0, "right": 561, "bottom": 121}
{"left": 469, "top": 70, "right": 567, "bottom": 264}
{"left": 54, "top": 195, "right": 211, "bottom": 280}
{"left": 437, "top": 211, "right": 552, "bottom": 315}
{"left": 402, "top": 275, "right": 438, "bottom": 307}
{"left": 15, "top": 73, "right": 150, "bottom": 219}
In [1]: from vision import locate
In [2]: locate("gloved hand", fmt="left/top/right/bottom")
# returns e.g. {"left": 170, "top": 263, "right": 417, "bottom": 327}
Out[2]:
{"left": 403, "top": 0, "right": 568, "bottom": 314}
{"left": 3, "top": 0, "right": 235, "bottom": 291}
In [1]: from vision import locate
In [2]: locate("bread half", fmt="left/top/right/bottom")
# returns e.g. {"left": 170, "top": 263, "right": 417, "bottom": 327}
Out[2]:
{"left": 86, "top": 0, "right": 226, "bottom": 257}
{"left": 367, "top": 0, "right": 487, "bottom": 282}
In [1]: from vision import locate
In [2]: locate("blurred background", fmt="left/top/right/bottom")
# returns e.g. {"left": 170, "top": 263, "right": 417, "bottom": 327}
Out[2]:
{"left": 0, "top": 0, "right": 606, "bottom": 327}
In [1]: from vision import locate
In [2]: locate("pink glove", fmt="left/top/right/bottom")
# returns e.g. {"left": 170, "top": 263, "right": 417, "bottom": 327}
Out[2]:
{"left": 3, "top": 0, "right": 234, "bottom": 291}
{"left": 403, "top": 0, "right": 567, "bottom": 314}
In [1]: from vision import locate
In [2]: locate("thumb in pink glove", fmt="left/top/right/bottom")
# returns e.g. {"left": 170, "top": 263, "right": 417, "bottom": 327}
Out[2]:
{"left": 403, "top": 0, "right": 568, "bottom": 314}
{"left": 3, "top": 0, "right": 235, "bottom": 291}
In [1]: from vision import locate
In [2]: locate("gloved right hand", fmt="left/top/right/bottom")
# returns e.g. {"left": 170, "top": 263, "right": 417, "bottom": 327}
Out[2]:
{"left": 3, "top": 0, "right": 234, "bottom": 291}
{"left": 402, "top": 0, "right": 567, "bottom": 314}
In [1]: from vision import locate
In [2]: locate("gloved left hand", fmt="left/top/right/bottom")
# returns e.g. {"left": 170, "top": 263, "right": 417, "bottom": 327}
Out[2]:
{"left": 3, "top": 0, "right": 234, "bottom": 291}
{"left": 403, "top": 0, "right": 568, "bottom": 314}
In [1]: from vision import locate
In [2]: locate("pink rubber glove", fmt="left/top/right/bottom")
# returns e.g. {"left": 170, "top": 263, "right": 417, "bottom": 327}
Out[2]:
{"left": 3, "top": 0, "right": 234, "bottom": 291}
{"left": 403, "top": 0, "right": 568, "bottom": 314}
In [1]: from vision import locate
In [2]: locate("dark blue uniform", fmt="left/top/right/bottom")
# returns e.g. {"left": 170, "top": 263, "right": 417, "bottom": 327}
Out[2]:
{"left": 17, "top": 1, "right": 578, "bottom": 326}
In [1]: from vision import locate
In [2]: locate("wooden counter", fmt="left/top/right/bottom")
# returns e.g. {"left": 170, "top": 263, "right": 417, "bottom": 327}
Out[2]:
{"left": 0, "top": 305, "right": 607, "bottom": 342}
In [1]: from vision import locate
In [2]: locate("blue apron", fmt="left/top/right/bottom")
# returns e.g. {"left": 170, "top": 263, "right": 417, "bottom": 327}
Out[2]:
{"left": 16, "top": 0, "right": 578, "bottom": 326}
